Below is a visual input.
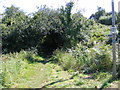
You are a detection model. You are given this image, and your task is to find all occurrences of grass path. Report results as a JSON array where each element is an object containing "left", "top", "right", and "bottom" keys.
[
  {"left": 10, "top": 59, "right": 119, "bottom": 88},
  {"left": 1, "top": 54, "right": 119, "bottom": 89}
]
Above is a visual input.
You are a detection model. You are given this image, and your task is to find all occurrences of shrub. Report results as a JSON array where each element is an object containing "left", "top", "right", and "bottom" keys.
[
  {"left": 94, "top": 53, "right": 112, "bottom": 71},
  {"left": 90, "top": 46, "right": 112, "bottom": 72},
  {"left": 53, "top": 43, "right": 112, "bottom": 73},
  {"left": 53, "top": 49, "right": 77, "bottom": 71},
  {"left": 53, "top": 45, "right": 91, "bottom": 72}
]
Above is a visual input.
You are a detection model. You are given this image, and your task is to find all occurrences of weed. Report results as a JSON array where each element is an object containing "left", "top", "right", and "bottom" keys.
[{"left": 75, "top": 80, "right": 84, "bottom": 86}]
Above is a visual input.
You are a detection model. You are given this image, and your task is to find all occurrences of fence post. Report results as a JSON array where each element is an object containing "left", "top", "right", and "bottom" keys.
[{"left": 111, "top": 0, "right": 117, "bottom": 79}]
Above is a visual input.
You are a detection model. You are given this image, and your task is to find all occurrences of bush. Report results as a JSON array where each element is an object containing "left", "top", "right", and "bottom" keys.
[
  {"left": 90, "top": 46, "right": 112, "bottom": 72},
  {"left": 52, "top": 44, "right": 93, "bottom": 72},
  {"left": 53, "top": 43, "right": 112, "bottom": 73},
  {"left": 53, "top": 49, "right": 78, "bottom": 71},
  {"left": 94, "top": 53, "right": 112, "bottom": 71}
]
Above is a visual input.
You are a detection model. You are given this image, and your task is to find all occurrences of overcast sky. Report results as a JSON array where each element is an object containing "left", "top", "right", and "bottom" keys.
[{"left": 0, "top": 0, "right": 119, "bottom": 18}]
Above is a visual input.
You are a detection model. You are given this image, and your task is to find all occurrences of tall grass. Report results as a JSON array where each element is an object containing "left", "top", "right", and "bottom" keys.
[
  {"left": 0, "top": 50, "right": 45, "bottom": 88},
  {"left": 52, "top": 44, "right": 112, "bottom": 73},
  {"left": 53, "top": 50, "right": 77, "bottom": 71}
]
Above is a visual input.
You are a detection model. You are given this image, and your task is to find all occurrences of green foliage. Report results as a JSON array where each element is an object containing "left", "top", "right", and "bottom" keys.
[
  {"left": 91, "top": 51, "right": 112, "bottom": 72},
  {"left": 75, "top": 80, "right": 84, "bottom": 86},
  {"left": 51, "top": 18, "right": 112, "bottom": 72},
  {"left": 89, "top": 7, "right": 117, "bottom": 25},
  {"left": 1, "top": 5, "right": 65, "bottom": 54},
  {"left": 1, "top": 3, "right": 114, "bottom": 81},
  {"left": 93, "top": 72, "right": 112, "bottom": 81},
  {"left": 53, "top": 42, "right": 112, "bottom": 73},
  {"left": 1, "top": 5, "right": 32, "bottom": 53},
  {"left": 53, "top": 50, "right": 76, "bottom": 71},
  {"left": 0, "top": 51, "right": 117, "bottom": 88},
  {"left": 90, "top": 7, "right": 106, "bottom": 21},
  {"left": 99, "top": 15, "right": 112, "bottom": 25},
  {"left": 2, "top": 3, "right": 109, "bottom": 55}
]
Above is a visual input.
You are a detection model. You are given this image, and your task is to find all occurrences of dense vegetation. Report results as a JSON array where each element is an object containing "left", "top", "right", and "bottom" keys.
[
  {"left": 0, "top": 2, "right": 120, "bottom": 88},
  {"left": 89, "top": 7, "right": 118, "bottom": 25}
]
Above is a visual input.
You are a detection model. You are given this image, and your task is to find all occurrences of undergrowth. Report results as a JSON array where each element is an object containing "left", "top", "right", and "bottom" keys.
[{"left": 52, "top": 44, "right": 112, "bottom": 73}]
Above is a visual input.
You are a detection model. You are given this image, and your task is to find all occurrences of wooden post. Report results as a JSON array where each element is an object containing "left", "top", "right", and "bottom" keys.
[
  {"left": 111, "top": 0, "right": 117, "bottom": 79},
  {"left": 112, "top": 31, "right": 117, "bottom": 79},
  {"left": 118, "top": 1, "right": 120, "bottom": 61}
]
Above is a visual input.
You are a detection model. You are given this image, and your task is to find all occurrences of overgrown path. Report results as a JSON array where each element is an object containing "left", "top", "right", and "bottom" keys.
[{"left": 10, "top": 58, "right": 119, "bottom": 88}]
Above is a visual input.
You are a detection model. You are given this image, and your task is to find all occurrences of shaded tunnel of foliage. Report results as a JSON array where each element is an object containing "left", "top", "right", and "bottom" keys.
[
  {"left": 1, "top": 2, "right": 119, "bottom": 55},
  {"left": 1, "top": 2, "right": 91, "bottom": 54}
]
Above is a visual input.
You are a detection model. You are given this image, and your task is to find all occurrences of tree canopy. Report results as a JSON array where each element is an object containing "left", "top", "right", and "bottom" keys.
[{"left": 89, "top": 7, "right": 117, "bottom": 25}]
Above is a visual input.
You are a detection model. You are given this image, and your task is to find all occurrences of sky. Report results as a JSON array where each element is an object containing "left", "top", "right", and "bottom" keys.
[{"left": 0, "top": 0, "right": 120, "bottom": 18}]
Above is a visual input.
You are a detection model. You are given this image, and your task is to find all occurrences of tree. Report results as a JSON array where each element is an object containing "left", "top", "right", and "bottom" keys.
[
  {"left": 89, "top": 7, "right": 106, "bottom": 21},
  {"left": 32, "top": 6, "right": 65, "bottom": 54},
  {"left": 2, "top": 5, "right": 29, "bottom": 53},
  {"left": 89, "top": 7, "right": 117, "bottom": 25}
]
